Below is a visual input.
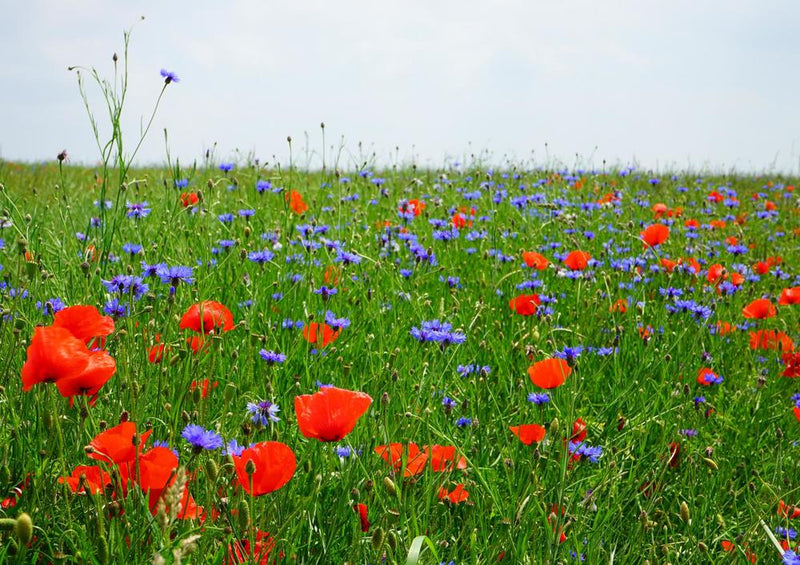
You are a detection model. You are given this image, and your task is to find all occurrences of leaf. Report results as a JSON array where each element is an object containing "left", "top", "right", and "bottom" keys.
[{"left": 405, "top": 535, "right": 439, "bottom": 565}]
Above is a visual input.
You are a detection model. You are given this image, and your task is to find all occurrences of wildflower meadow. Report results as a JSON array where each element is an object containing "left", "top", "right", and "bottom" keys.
[{"left": 0, "top": 32, "right": 799, "bottom": 565}]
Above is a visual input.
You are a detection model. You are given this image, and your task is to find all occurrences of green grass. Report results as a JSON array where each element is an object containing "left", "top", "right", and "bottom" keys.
[{"left": 0, "top": 157, "right": 798, "bottom": 564}]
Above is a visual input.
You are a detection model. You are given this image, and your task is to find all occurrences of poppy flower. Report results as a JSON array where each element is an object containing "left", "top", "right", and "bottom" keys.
[
  {"left": 148, "top": 342, "right": 167, "bottom": 363},
  {"left": 715, "top": 321, "right": 737, "bottom": 335},
  {"left": 706, "top": 264, "right": 726, "bottom": 284},
  {"left": 354, "top": 503, "right": 369, "bottom": 532},
  {"left": 680, "top": 257, "right": 701, "bottom": 275},
  {"left": 709, "top": 220, "right": 726, "bottom": 229},
  {"left": 294, "top": 387, "right": 372, "bottom": 442},
  {"left": 778, "top": 500, "right": 800, "bottom": 519},
  {"left": 302, "top": 322, "right": 340, "bottom": 348},
  {"left": 528, "top": 358, "right": 571, "bottom": 389},
  {"left": 53, "top": 350, "right": 116, "bottom": 397},
  {"left": 697, "top": 368, "right": 722, "bottom": 386},
  {"left": 660, "top": 258, "right": 677, "bottom": 273},
  {"left": 428, "top": 445, "right": 468, "bottom": 472},
  {"left": 180, "top": 192, "right": 199, "bottom": 207},
  {"left": 180, "top": 301, "right": 235, "bottom": 334},
  {"left": 782, "top": 353, "right": 800, "bottom": 378},
  {"left": 233, "top": 441, "right": 296, "bottom": 496},
  {"left": 89, "top": 422, "right": 153, "bottom": 471},
  {"left": 509, "top": 294, "right": 540, "bottom": 316},
  {"left": 563, "top": 251, "right": 591, "bottom": 271},
  {"left": 509, "top": 424, "right": 546, "bottom": 445},
  {"left": 522, "top": 252, "right": 549, "bottom": 270},
  {"left": 21, "top": 326, "right": 92, "bottom": 392},
  {"left": 742, "top": 298, "right": 776, "bottom": 319},
  {"left": 136, "top": 446, "right": 178, "bottom": 495},
  {"left": 58, "top": 465, "right": 112, "bottom": 495},
  {"left": 400, "top": 199, "right": 426, "bottom": 217},
  {"left": 438, "top": 484, "right": 469, "bottom": 504},
  {"left": 652, "top": 203, "right": 668, "bottom": 218},
  {"left": 610, "top": 299, "right": 627, "bottom": 313},
  {"left": 570, "top": 418, "right": 587, "bottom": 443},
  {"left": 779, "top": 287, "right": 800, "bottom": 305},
  {"left": 52, "top": 305, "right": 115, "bottom": 345},
  {"left": 795, "top": 406, "right": 800, "bottom": 424},
  {"left": 374, "top": 443, "right": 428, "bottom": 477},
  {"left": 684, "top": 219, "right": 699, "bottom": 229},
  {"left": 667, "top": 442, "right": 681, "bottom": 468},
  {"left": 285, "top": 190, "right": 308, "bottom": 215},
  {"left": 640, "top": 224, "right": 669, "bottom": 248},
  {"left": 749, "top": 330, "right": 794, "bottom": 352},
  {"left": 225, "top": 530, "right": 276, "bottom": 565}
]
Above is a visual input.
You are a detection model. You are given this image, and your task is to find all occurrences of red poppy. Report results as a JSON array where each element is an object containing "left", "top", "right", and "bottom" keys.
[
  {"left": 709, "top": 219, "right": 726, "bottom": 229},
  {"left": 567, "top": 418, "right": 587, "bottom": 444},
  {"left": 324, "top": 265, "right": 342, "bottom": 286},
  {"left": 742, "top": 298, "right": 776, "bottom": 319},
  {"left": 779, "top": 287, "right": 800, "bottom": 305},
  {"left": 400, "top": 199, "right": 426, "bottom": 217},
  {"left": 302, "top": 322, "right": 340, "bottom": 347},
  {"left": 697, "top": 367, "right": 720, "bottom": 386},
  {"left": 190, "top": 379, "right": 219, "bottom": 398},
  {"left": 374, "top": 443, "right": 428, "bottom": 477},
  {"left": 225, "top": 530, "right": 276, "bottom": 565},
  {"left": 180, "top": 301, "right": 235, "bottom": 334},
  {"left": 640, "top": 224, "right": 669, "bottom": 248},
  {"left": 668, "top": 442, "right": 680, "bottom": 468},
  {"left": 610, "top": 299, "right": 627, "bottom": 313},
  {"left": 58, "top": 465, "right": 112, "bottom": 495},
  {"left": 21, "top": 326, "right": 92, "bottom": 391},
  {"left": 652, "top": 203, "right": 668, "bottom": 218},
  {"left": 438, "top": 484, "right": 469, "bottom": 504},
  {"left": 795, "top": 406, "right": 800, "bottom": 424},
  {"left": 53, "top": 350, "right": 116, "bottom": 397},
  {"left": 660, "top": 258, "right": 677, "bottom": 273},
  {"left": 88, "top": 422, "right": 152, "bottom": 465},
  {"left": 706, "top": 263, "right": 727, "bottom": 284},
  {"left": 752, "top": 261, "right": 770, "bottom": 275},
  {"left": 715, "top": 321, "right": 737, "bottom": 335},
  {"left": 680, "top": 257, "right": 701, "bottom": 275},
  {"left": 527, "top": 358, "right": 571, "bottom": 389},
  {"left": 684, "top": 219, "right": 699, "bottom": 229},
  {"left": 563, "top": 251, "right": 591, "bottom": 271},
  {"left": 233, "top": 442, "right": 296, "bottom": 496},
  {"left": 294, "top": 387, "right": 372, "bottom": 442},
  {"left": 285, "top": 190, "right": 308, "bottom": 215},
  {"left": 509, "top": 424, "right": 546, "bottom": 445},
  {"left": 749, "top": 330, "right": 794, "bottom": 352},
  {"left": 509, "top": 294, "right": 540, "bottom": 316},
  {"left": 708, "top": 191, "right": 724, "bottom": 203},
  {"left": 779, "top": 500, "right": 800, "bottom": 519},
  {"left": 137, "top": 446, "right": 178, "bottom": 494},
  {"left": 148, "top": 343, "right": 167, "bottom": 363},
  {"left": 180, "top": 192, "right": 199, "bottom": 207},
  {"left": 782, "top": 353, "right": 800, "bottom": 378},
  {"left": 354, "top": 503, "right": 369, "bottom": 532},
  {"left": 21, "top": 326, "right": 116, "bottom": 398},
  {"left": 522, "top": 252, "right": 549, "bottom": 270},
  {"left": 52, "top": 305, "right": 115, "bottom": 345},
  {"left": 428, "top": 445, "right": 467, "bottom": 472}
]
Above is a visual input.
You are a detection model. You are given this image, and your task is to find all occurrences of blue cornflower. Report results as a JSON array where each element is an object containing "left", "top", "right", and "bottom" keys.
[
  {"left": 247, "top": 401, "right": 281, "bottom": 425},
  {"left": 314, "top": 286, "right": 338, "bottom": 299},
  {"left": 225, "top": 439, "right": 246, "bottom": 457},
  {"left": 174, "top": 178, "right": 189, "bottom": 189},
  {"left": 122, "top": 243, "right": 142, "bottom": 255},
  {"left": 783, "top": 550, "right": 800, "bottom": 565},
  {"left": 335, "top": 250, "right": 361, "bottom": 265},
  {"left": 324, "top": 311, "right": 350, "bottom": 330},
  {"left": 568, "top": 441, "right": 603, "bottom": 463},
  {"left": 126, "top": 201, "right": 151, "bottom": 218},
  {"left": 102, "top": 274, "right": 149, "bottom": 299},
  {"left": 777, "top": 526, "right": 797, "bottom": 540},
  {"left": 442, "top": 396, "right": 456, "bottom": 409},
  {"left": 36, "top": 297, "right": 67, "bottom": 316},
  {"left": 334, "top": 445, "right": 354, "bottom": 458},
  {"left": 160, "top": 69, "right": 179, "bottom": 84},
  {"left": 219, "top": 163, "right": 234, "bottom": 173},
  {"left": 528, "top": 392, "right": 550, "bottom": 405},
  {"left": 256, "top": 180, "right": 272, "bottom": 193},
  {"left": 679, "top": 429, "right": 698, "bottom": 437},
  {"left": 103, "top": 298, "right": 128, "bottom": 318},
  {"left": 181, "top": 424, "right": 223, "bottom": 451},
  {"left": 456, "top": 417, "right": 472, "bottom": 428},
  {"left": 156, "top": 264, "right": 194, "bottom": 285},
  {"left": 248, "top": 249, "right": 274, "bottom": 264},
  {"left": 218, "top": 213, "right": 235, "bottom": 223},
  {"left": 259, "top": 349, "right": 287, "bottom": 364}
]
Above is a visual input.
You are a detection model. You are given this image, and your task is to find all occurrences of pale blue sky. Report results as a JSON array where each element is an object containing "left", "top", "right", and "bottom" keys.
[{"left": 2, "top": 0, "right": 799, "bottom": 172}]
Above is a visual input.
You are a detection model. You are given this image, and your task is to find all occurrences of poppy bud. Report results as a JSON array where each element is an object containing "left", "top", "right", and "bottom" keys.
[
  {"left": 371, "top": 527, "right": 384, "bottom": 550},
  {"left": 205, "top": 459, "right": 219, "bottom": 482},
  {"left": 381, "top": 392, "right": 390, "bottom": 405},
  {"left": 43, "top": 412, "right": 54, "bottom": 430},
  {"left": 716, "top": 514, "right": 725, "bottom": 528},
  {"left": 679, "top": 501, "right": 690, "bottom": 524},
  {"left": 14, "top": 513, "right": 33, "bottom": 544},
  {"left": 383, "top": 476, "right": 398, "bottom": 497},
  {"left": 386, "top": 530, "right": 398, "bottom": 551},
  {"left": 702, "top": 457, "right": 718, "bottom": 471},
  {"left": 192, "top": 386, "right": 202, "bottom": 405},
  {"left": 237, "top": 499, "right": 250, "bottom": 531},
  {"left": 16, "top": 238, "right": 27, "bottom": 254},
  {"left": 549, "top": 418, "right": 559, "bottom": 436}
]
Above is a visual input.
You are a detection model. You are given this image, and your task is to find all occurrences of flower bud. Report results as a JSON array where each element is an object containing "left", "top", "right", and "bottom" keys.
[
  {"left": 14, "top": 513, "right": 33, "bottom": 544},
  {"left": 383, "top": 476, "right": 398, "bottom": 497},
  {"left": 679, "top": 501, "right": 690, "bottom": 524}
]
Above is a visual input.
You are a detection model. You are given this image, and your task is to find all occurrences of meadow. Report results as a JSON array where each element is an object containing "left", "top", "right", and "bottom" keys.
[{"left": 0, "top": 42, "right": 799, "bottom": 565}]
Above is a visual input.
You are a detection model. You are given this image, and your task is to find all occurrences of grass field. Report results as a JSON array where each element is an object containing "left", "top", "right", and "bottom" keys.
[{"left": 0, "top": 154, "right": 798, "bottom": 564}]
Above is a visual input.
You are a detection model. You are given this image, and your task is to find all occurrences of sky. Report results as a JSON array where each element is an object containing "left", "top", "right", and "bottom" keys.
[{"left": 2, "top": 0, "right": 800, "bottom": 174}]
